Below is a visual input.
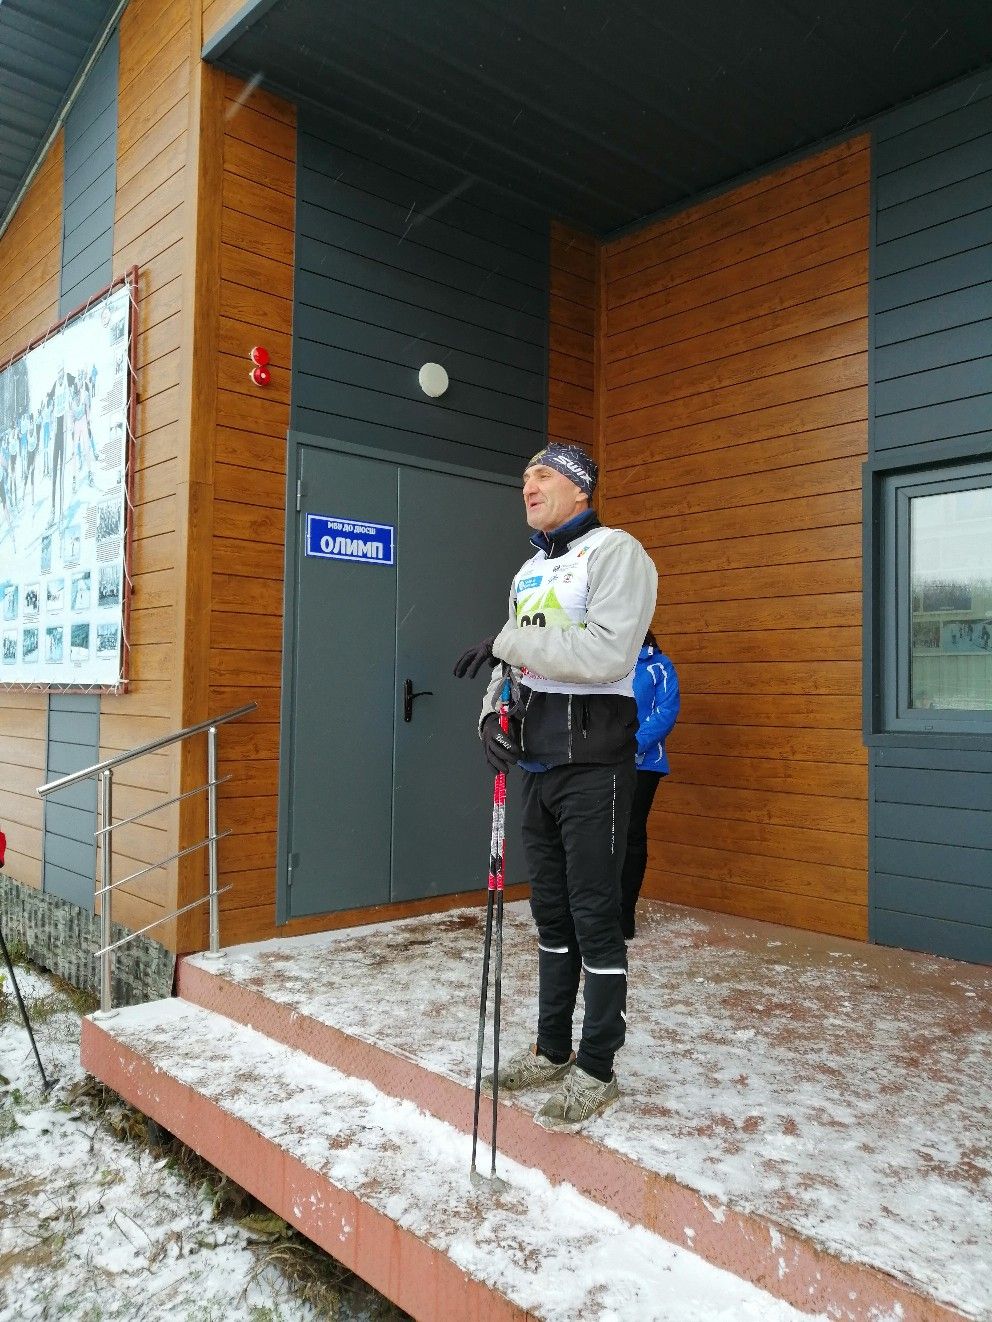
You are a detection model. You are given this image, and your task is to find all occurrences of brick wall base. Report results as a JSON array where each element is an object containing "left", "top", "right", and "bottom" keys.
[{"left": 0, "top": 872, "right": 174, "bottom": 1006}]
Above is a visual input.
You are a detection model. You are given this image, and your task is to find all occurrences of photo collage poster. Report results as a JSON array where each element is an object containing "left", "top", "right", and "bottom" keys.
[{"left": 0, "top": 282, "right": 130, "bottom": 686}]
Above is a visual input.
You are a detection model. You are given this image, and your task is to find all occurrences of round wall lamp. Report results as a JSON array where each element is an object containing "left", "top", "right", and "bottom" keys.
[{"left": 418, "top": 362, "right": 449, "bottom": 398}]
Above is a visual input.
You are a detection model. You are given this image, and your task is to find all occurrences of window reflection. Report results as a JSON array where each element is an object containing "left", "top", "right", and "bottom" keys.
[{"left": 910, "top": 486, "right": 992, "bottom": 711}]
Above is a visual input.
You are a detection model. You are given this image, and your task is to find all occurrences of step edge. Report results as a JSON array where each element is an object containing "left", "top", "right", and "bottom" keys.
[
  {"left": 176, "top": 956, "right": 975, "bottom": 1322},
  {"left": 81, "top": 1015, "right": 533, "bottom": 1322}
]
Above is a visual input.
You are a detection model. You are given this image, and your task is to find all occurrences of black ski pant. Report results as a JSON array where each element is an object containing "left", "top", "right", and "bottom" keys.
[
  {"left": 522, "top": 760, "right": 635, "bottom": 1082},
  {"left": 618, "top": 770, "right": 662, "bottom": 938}
]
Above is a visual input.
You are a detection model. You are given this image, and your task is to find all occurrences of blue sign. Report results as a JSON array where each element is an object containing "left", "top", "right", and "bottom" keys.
[{"left": 306, "top": 514, "right": 395, "bottom": 566}]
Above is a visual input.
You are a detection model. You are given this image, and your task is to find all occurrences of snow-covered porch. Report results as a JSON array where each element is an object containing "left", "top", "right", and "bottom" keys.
[{"left": 81, "top": 901, "right": 992, "bottom": 1321}]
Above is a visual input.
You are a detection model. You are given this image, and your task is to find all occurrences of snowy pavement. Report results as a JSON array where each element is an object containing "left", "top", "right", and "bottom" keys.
[{"left": 190, "top": 899, "right": 992, "bottom": 1320}]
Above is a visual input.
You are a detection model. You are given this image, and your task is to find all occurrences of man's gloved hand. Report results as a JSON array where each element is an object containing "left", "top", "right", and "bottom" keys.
[
  {"left": 452, "top": 636, "right": 498, "bottom": 679},
  {"left": 481, "top": 713, "right": 521, "bottom": 774}
]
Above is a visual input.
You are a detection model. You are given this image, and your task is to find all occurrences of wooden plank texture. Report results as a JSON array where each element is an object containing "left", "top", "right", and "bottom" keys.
[
  {"left": 193, "top": 73, "right": 297, "bottom": 952},
  {"left": 601, "top": 138, "right": 871, "bottom": 940}
]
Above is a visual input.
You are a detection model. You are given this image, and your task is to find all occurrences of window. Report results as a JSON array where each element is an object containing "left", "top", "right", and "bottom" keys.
[{"left": 882, "top": 462, "right": 992, "bottom": 732}]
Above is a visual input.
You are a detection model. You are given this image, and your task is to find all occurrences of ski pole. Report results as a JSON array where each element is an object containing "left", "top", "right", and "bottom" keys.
[
  {"left": 490, "top": 702, "right": 508, "bottom": 1183},
  {"left": 470, "top": 678, "right": 510, "bottom": 1192}
]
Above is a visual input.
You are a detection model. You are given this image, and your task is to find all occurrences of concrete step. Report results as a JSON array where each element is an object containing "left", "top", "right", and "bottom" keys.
[
  {"left": 178, "top": 947, "right": 971, "bottom": 1322},
  {"left": 80, "top": 999, "right": 826, "bottom": 1322}
]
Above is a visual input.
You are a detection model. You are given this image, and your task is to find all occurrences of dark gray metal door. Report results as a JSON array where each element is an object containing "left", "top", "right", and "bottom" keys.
[{"left": 285, "top": 444, "right": 523, "bottom": 918}]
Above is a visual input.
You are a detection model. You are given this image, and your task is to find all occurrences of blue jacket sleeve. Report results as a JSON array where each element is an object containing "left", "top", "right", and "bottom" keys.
[{"left": 635, "top": 655, "right": 680, "bottom": 755}]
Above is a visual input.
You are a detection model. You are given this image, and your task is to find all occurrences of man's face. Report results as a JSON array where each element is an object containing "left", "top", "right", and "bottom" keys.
[{"left": 522, "top": 463, "right": 588, "bottom": 532}]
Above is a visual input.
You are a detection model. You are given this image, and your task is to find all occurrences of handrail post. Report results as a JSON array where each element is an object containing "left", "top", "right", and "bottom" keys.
[
  {"left": 95, "top": 768, "right": 116, "bottom": 1017},
  {"left": 202, "top": 724, "right": 223, "bottom": 961}
]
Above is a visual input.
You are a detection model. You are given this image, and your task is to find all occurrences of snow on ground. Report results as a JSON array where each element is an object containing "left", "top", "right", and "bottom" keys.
[
  {"left": 0, "top": 961, "right": 398, "bottom": 1321},
  {"left": 100, "top": 996, "right": 832, "bottom": 1322},
  {"left": 196, "top": 900, "right": 992, "bottom": 1320}
]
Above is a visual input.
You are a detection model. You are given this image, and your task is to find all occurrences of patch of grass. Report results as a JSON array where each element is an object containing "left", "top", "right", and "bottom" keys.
[
  {"left": 0, "top": 1239, "right": 64, "bottom": 1277},
  {"left": 68, "top": 1076, "right": 409, "bottom": 1319},
  {"left": 0, "top": 948, "right": 97, "bottom": 1030}
]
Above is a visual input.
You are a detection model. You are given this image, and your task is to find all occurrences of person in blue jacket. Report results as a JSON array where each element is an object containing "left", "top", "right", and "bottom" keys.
[{"left": 621, "top": 632, "right": 680, "bottom": 938}]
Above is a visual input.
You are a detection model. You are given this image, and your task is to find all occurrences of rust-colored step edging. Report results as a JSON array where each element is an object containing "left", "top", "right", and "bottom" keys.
[
  {"left": 81, "top": 1017, "right": 530, "bottom": 1322},
  {"left": 177, "top": 957, "right": 970, "bottom": 1322}
]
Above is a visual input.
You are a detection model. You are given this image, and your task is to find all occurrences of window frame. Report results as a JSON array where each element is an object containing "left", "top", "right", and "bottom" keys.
[{"left": 881, "top": 459, "right": 992, "bottom": 735}]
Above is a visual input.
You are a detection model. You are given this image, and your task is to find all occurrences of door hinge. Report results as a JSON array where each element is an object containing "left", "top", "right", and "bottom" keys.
[
  {"left": 296, "top": 479, "right": 304, "bottom": 512},
  {"left": 287, "top": 852, "right": 299, "bottom": 886}
]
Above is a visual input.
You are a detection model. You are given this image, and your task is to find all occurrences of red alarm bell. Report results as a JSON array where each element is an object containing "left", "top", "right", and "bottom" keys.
[
  {"left": 250, "top": 364, "right": 271, "bottom": 387},
  {"left": 250, "top": 345, "right": 270, "bottom": 367}
]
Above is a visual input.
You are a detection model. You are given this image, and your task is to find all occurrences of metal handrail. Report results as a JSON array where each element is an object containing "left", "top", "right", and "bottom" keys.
[
  {"left": 36, "top": 701, "right": 257, "bottom": 1015},
  {"left": 37, "top": 703, "right": 256, "bottom": 798},
  {"left": 94, "top": 775, "right": 232, "bottom": 837},
  {"left": 93, "top": 831, "right": 233, "bottom": 898}
]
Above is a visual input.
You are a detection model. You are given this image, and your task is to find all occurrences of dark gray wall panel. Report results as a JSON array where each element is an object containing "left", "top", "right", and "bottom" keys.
[
  {"left": 875, "top": 131, "right": 992, "bottom": 208},
  {"left": 875, "top": 837, "right": 991, "bottom": 889},
  {"left": 875, "top": 745, "right": 992, "bottom": 773},
  {"left": 295, "top": 243, "right": 546, "bottom": 344},
  {"left": 875, "top": 89, "right": 992, "bottom": 174},
  {"left": 43, "top": 694, "right": 100, "bottom": 911},
  {"left": 292, "top": 105, "right": 549, "bottom": 474},
  {"left": 872, "top": 910, "right": 990, "bottom": 964},
  {"left": 873, "top": 244, "right": 992, "bottom": 312},
  {"left": 874, "top": 393, "right": 992, "bottom": 448},
  {"left": 63, "top": 104, "right": 116, "bottom": 181},
  {"left": 868, "top": 69, "right": 992, "bottom": 967},
  {"left": 875, "top": 874, "right": 992, "bottom": 928},
  {"left": 297, "top": 296, "right": 544, "bottom": 374},
  {"left": 297, "top": 174, "right": 546, "bottom": 284},
  {"left": 875, "top": 324, "right": 992, "bottom": 380},
  {"left": 59, "top": 27, "right": 117, "bottom": 316},
  {"left": 45, "top": 32, "right": 118, "bottom": 910},
  {"left": 295, "top": 308, "right": 545, "bottom": 400},
  {"left": 876, "top": 359, "right": 992, "bottom": 414},
  {"left": 875, "top": 802, "right": 992, "bottom": 851},
  {"left": 875, "top": 766, "right": 992, "bottom": 812},
  {"left": 294, "top": 344, "right": 544, "bottom": 431},
  {"left": 874, "top": 281, "right": 992, "bottom": 346},
  {"left": 874, "top": 210, "right": 992, "bottom": 278},
  {"left": 875, "top": 170, "right": 992, "bottom": 244}
]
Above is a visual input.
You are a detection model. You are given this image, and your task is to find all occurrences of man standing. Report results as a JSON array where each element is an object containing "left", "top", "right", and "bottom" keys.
[{"left": 455, "top": 443, "right": 657, "bottom": 1130}]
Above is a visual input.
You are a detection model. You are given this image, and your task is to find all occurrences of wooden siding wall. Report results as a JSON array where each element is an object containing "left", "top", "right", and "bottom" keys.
[
  {"left": 869, "top": 72, "right": 992, "bottom": 964},
  {"left": 202, "top": 0, "right": 246, "bottom": 45},
  {"left": 200, "top": 75, "right": 296, "bottom": 950},
  {"left": 95, "top": 0, "right": 196, "bottom": 942},
  {"left": 0, "top": 141, "right": 63, "bottom": 891},
  {"left": 600, "top": 138, "right": 871, "bottom": 940}
]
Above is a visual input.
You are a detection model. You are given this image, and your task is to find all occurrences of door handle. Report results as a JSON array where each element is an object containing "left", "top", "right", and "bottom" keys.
[{"left": 403, "top": 678, "right": 434, "bottom": 722}]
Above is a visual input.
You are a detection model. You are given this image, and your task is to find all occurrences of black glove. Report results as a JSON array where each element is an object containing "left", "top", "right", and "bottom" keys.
[
  {"left": 453, "top": 635, "right": 498, "bottom": 679},
  {"left": 481, "top": 713, "right": 521, "bottom": 775}
]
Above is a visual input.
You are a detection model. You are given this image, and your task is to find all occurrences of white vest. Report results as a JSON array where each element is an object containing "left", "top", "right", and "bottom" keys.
[{"left": 513, "top": 526, "right": 635, "bottom": 697}]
